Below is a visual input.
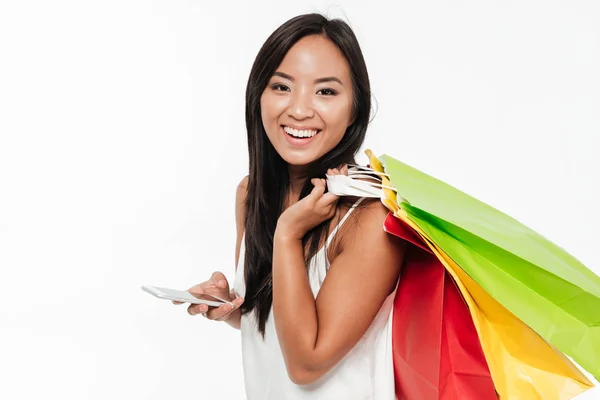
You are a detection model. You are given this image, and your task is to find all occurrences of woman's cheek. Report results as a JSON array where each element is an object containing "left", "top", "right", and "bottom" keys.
[
  {"left": 320, "top": 101, "right": 353, "bottom": 129},
  {"left": 261, "top": 96, "right": 280, "bottom": 127}
]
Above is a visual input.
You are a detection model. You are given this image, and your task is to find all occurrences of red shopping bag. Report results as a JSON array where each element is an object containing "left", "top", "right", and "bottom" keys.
[{"left": 385, "top": 214, "right": 497, "bottom": 400}]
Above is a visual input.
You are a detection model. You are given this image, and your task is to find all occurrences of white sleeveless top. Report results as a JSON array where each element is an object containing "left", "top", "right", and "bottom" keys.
[{"left": 233, "top": 198, "right": 398, "bottom": 400}]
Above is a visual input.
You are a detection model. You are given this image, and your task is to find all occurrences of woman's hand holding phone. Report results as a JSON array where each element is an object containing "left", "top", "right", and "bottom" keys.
[{"left": 174, "top": 271, "right": 244, "bottom": 324}]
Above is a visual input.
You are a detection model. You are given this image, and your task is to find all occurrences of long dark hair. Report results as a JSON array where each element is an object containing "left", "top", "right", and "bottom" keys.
[{"left": 241, "top": 13, "right": 372, "bottom": 337}]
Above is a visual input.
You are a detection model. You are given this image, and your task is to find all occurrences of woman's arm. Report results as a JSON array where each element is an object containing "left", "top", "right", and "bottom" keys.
[{"left": 272, "top": 199, "right": 406, "bottom": 385}]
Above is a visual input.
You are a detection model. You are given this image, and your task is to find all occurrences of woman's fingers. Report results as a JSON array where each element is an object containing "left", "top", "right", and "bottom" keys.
[
  {"left": 310, "top": 178, "right": 326, "bottom": 196},
  {"left": 310, "top": 177, "right": 339, "bottom": 209},
  {"left": 210, "top": 271, "right": 227, "bottom": 286},
  {"left": 327, "top": 165, "right": 347, "bottom": 176},
  {"left": 209, "top": 297, "right": 245, "bottom": 321},
  {"left": 180, "top": 272, "right": 239, "bottom": 320},
  {"left": 186, "top": 297, "right": 245, "bottom": 320},
  {"left": 187, "top": 303, "right": 209, "bottom": 316},
  {"left": 322, "top": 191, "right": 339, "bottom": 206},
  {"left": 173, "top": 284, "right": 206, "bottom": 305}
]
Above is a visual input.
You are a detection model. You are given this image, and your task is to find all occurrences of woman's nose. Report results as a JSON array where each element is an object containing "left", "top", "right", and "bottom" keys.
[{"left": 288, "top": 91, "right": 315, "bottom": 120}]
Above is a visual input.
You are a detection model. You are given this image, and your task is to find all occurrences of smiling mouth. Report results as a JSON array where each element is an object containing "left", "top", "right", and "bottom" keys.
[{"left": 282, "top": 125, "right": 321, "bottom": 139}]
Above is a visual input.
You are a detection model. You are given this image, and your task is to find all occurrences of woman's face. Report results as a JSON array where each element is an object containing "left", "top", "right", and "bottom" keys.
[{"left": 260, "top": 35, "right": 354, "bottom": 169}]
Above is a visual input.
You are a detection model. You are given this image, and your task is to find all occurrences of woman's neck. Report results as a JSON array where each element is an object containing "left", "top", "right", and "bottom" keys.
[{"left": 286, "top": 164, "right": 309, "bottom": 207}]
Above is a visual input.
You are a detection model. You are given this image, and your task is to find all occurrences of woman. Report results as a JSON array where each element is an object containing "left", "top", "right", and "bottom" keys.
[{"left": 177, "top": 13, "right": 406, "bottom": 399}]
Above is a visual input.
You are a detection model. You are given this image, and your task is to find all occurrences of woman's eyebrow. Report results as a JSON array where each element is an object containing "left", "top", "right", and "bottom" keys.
[
  {"left": 314, "top": 76, "right": 343, "bottom": 85},
  {"left": 273, "top": 71, "right": 343, "bottom": 86}
]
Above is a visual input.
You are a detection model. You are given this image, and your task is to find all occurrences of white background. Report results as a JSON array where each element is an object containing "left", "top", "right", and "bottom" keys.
[{"left": 0, "top": 1, "right": 598, "bottom": 399}]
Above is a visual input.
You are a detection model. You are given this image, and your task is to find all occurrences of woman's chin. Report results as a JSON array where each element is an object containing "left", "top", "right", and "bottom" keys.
[{"left": 279, "top": 149, "right": 321, "bottom": 169}]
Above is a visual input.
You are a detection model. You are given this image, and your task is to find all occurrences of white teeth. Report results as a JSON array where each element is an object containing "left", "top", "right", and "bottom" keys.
[{"left": 283, "top": 126, "right": 318, "bottom": 138}]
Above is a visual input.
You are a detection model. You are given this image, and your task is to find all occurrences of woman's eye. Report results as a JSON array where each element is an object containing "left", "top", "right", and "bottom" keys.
[
  {"left": 317, "top": 88, "right": 337, "bottom": 96},
  {"left": 271, "top": 84, "right": 290, "bottom": 92}
]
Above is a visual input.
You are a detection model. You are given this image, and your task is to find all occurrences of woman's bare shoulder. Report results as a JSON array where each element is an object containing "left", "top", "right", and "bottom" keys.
[
  {"left": 234, "top": 176, "right": 249, "bottom": 270},
  {"left": 235, "top": 176, "right": 249, "bottom": 229},
  {"left": 338, "top": 197, "right": 402, "bottom": 255},
  {"left": 237, "top": 175, "right": 249, "bottom": 193},
  {"left": 345, "top": 196, "right": 388, "bottom": 224}
]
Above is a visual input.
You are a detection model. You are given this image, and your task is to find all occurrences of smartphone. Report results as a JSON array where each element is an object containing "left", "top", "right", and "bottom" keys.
[{"left": 141, "top": 285, "right": 227, "bottom": 307}]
